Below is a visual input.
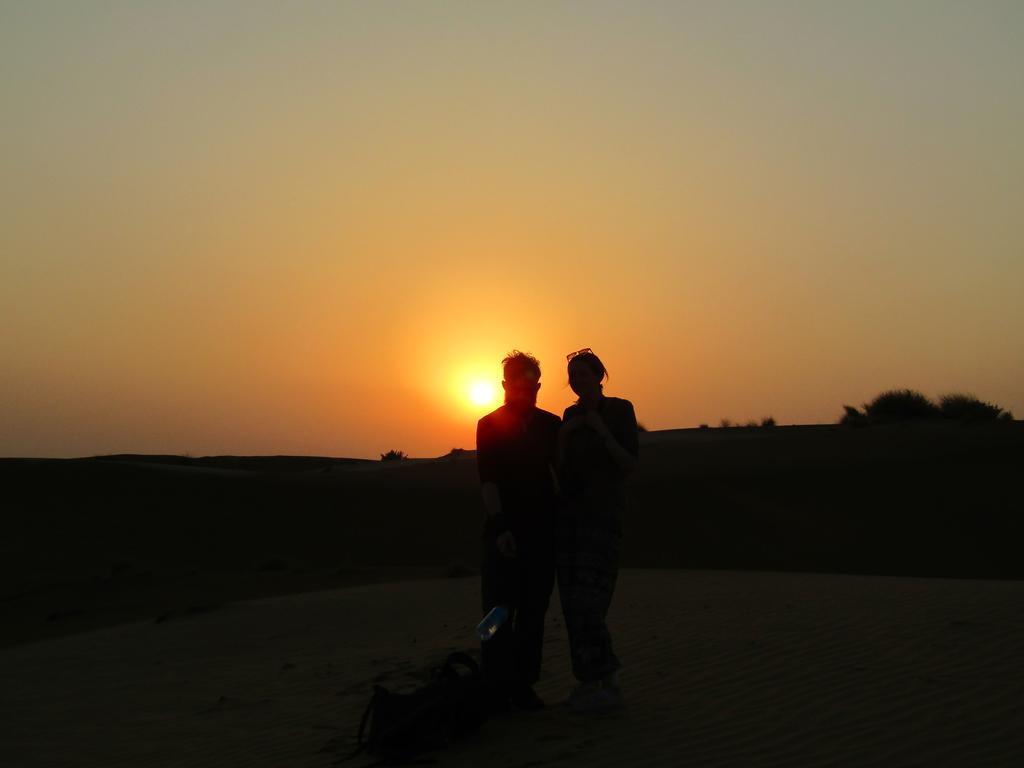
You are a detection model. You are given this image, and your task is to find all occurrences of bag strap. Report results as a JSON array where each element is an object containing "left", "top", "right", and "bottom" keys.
[
  {"left": 338, "top": 656, "right": 478, "bottom": 765},
  {"left": 337, "top": 686, "right": 441, "bottom": 765},
  {"left": 337, "top": 685, "right": 382, "bottom": 762}
]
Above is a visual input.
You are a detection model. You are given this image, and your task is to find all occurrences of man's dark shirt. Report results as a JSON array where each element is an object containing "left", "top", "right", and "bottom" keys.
[{"left": 476, "top": 404, "right": 561, "bottom": 531}]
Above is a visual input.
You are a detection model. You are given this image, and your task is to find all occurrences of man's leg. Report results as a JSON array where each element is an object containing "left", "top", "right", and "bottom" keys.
[
  {"left": 513, "top": 532, "right": 555, "bottom": 688},
  {"left": 480, "top": 526, "right": 518, "bottom": 705}
]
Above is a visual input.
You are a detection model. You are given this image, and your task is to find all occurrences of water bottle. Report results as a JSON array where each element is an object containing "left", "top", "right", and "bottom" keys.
[{"left": 475, "top": 605, "right": 509, "bottom": 642}]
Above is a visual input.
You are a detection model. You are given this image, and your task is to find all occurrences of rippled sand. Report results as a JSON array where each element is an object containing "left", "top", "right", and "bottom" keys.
[{"left": 3, "top": 569, "right": 1024, "bottom": 767}]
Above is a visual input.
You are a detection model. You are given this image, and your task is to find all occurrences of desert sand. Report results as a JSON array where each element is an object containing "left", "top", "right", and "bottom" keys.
[
  {"left": 3, "top": 422, "right": 1023, "bottom": 766},
  {"left": 3, "top": 569, "right": 1024, "bottom": 767}
]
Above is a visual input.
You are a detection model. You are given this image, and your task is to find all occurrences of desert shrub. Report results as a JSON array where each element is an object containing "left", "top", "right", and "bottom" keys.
[
  {"left": 719, "top": 418, "right": 733, "bottom": 428},
  {"left": 380, "top": 449, "right": 407, "bottom": 461},
  {"left": 760, "top": 416, "right": 776, "bottom": 428},
  {"left": 862, "top": 389, "right": 941, "bottom": 423},
  {"left": 841, "top": 390, "right": 1013, "bottom": 426},
  {"left": 839, "top": 405, "right": 867, "bottom": 427},
  {"left": 698, "top": 423, "right": 709, "bottom": 430},
  {"left": 938, "top": 393, "right": 1005, "bottom": 421}
]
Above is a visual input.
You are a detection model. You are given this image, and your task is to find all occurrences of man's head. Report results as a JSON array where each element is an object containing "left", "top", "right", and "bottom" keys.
[{"left": 501, "top": 350, "right": 541, "bottom": 411}]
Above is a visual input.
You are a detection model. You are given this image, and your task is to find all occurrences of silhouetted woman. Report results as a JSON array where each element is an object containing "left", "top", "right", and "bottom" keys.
[{"left": 556, "top": 349, "right": 638, "bottom": 711}]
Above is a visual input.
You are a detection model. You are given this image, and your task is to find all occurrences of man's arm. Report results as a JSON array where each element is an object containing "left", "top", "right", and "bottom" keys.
[
  {"left": 482, "top": 482, "right": 516, "bottom": 557},
  {"left": 476, "top": 417, "right": 516, "bottom": 558},
  {"left": 481, "top": 481, "right": 503, "bottom": 521},
  {"left": 477, "top": 417, "right": 503, "bottom": 521}
]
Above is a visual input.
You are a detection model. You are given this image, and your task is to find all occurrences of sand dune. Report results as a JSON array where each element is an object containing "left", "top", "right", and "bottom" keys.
[
  {"left": 3, "top": 423, "right": 1023, "bottom": 766},
  {"left": 5, "top": 421, "right": 1024, "bottom": 649},
  {"left": 3, "top": 569, "right": 1023, "bottom": 767}
]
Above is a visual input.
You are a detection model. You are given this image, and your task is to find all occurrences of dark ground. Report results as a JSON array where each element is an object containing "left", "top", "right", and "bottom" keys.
[{"left": 2, "top": 421, "right": 1022, "bottom": 646}]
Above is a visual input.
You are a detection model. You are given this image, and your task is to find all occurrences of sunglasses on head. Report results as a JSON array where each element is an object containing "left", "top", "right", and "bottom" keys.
[{"left": 566, "top": 347, "right": 593, "bottom": 362}]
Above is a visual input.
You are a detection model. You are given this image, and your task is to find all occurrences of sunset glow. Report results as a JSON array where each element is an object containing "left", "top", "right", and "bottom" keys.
[
  {"left": 468, "top": 381, "right": 499, "bottom": 410},
  {"left": 2, "top": 3, "right": 1022, "bottom": 459}
]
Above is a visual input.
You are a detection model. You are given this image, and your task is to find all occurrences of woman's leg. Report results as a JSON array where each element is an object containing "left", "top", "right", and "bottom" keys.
[{"left": 560, "top": 522, "right": 621, "bottom": 685}]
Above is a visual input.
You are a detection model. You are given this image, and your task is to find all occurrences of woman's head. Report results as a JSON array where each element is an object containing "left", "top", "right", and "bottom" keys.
[{"left": 567, "top": 350, "right": 608, "bottom": 402}]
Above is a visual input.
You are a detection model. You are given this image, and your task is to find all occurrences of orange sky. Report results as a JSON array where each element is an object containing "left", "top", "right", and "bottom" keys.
[{"left": 3, "top": 2, "right": 1023, "bottom": 458}]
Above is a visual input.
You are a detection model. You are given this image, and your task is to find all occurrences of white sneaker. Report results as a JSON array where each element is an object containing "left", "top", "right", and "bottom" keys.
[{"left": 569, "top": 686, "right": 622, "bottom": 712}]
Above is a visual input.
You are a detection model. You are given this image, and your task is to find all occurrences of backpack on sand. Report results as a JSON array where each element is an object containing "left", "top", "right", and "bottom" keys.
[{"left": 342, "top": 651, "right": 490, "bottom": 766}]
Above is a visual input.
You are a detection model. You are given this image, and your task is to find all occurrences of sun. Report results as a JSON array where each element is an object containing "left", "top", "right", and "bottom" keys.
[{"left": 468, "top": 380, "right": 498, "bottom": 408}]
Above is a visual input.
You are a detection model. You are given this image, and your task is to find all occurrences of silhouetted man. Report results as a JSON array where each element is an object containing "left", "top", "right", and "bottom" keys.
[{"left": 476, "top": 350, "right": 560, "bottom": 711}]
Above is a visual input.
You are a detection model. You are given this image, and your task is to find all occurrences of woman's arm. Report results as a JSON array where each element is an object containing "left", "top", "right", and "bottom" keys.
[{"left": 585, "top": 405, "right": 638, "bottom": 474}]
